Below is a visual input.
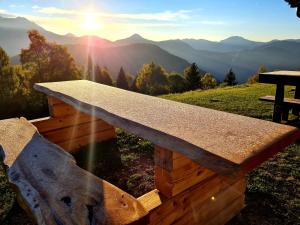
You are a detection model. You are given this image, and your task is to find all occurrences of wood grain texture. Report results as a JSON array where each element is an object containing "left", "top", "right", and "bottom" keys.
[
  {"left": 57, "top": 128, "right": 116, "bottom": 152},
  {"left": 154, "top": 147, "right": 215, "bottom": 197},
  {"left": 155, "top": 166, "right": 215, "bottom": 198},
  {"left": 0, "top": 118, "right": 148, "bottom": 225},
  {"left": 146, "top": 175, "right": 245, "bottom": 225},
  {"left": 205, "top": 196, "right": 245, "bottom": 225},
  {"left": 31, "top": 113, "right": 100, "bottom": 133},
  {"left": 42, "top": 120, "right": 114, "bottom": 143},
  {"left": 137, "top": 189, "right": 163, "bottom": 212},
  {"left": 50, "top": 103, "right": 79, "bottom": 117},
  {"left": 35, "top": 80, "right": 300, "bottom": 174},
  {"left": 172, "top": 179, "right": 245, "bottom": 225},
  {"left": 173, "top": 196, "right": 245, "bottom": 225}
]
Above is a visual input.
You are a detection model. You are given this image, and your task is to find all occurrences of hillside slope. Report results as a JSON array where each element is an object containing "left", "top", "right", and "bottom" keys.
[
  {"left": 0, "top": 16, "right": 111, "bottom": 56},
  {"left": 67, "top": 43, "right": 190, "bottom": 77}
]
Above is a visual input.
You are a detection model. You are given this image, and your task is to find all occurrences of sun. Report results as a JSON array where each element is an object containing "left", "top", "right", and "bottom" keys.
[{"left": 81, "top": 13, "right": 103, "bottom": 30}]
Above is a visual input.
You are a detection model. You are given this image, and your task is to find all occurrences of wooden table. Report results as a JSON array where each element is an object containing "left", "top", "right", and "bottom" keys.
[
  {"left": 259, "top": 70, "right": 300, "bottom": 122},
  {"left": 34, "top": 80, "right": 300, "bottom": 174},
  {"left": 1, "top": 80, "right": 300, "bottom": 225}
]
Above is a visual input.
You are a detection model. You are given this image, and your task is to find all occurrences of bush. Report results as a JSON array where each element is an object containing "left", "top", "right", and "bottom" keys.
[
  {"left": 135, "top": 62, "right": 169, "bottom": 95},
  {"left": 248, "top": 65, "right": 267, "bottom": 84},
  {"left": 200, "top": 73, "right": 217, "bottom": 90},
  {"left": 168, "top": 73, "right": 188, "bottom": 93}
]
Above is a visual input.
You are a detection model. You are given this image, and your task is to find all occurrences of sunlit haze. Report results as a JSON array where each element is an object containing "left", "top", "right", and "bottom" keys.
[{"left": 0, "top": 0, "right": 300, "bottom": 41}]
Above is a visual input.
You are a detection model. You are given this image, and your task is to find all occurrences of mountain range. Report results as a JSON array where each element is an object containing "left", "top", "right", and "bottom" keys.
[{"left": 1, "top": 16, "right": 300, "bottom": 82}]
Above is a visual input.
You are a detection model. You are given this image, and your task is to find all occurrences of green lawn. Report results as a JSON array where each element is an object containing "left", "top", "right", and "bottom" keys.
[
  {"left": 0, "top": 83, "right": 299, "bottom": 224},
  {"left": 162, "top": 83, "right": 296, "bottom": 120}
]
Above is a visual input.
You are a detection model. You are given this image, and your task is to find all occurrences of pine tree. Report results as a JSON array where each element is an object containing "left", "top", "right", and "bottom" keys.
[
  {"left": 116, "top": 67, "right": 129, "bottom": 90},
  {"left": 87, "top": 54, "right": 94, "bottom": 81},
  {"left": 94, "top": 65, "right": 102, "bottom": 83},
  {"left": 0, "top": 47, "right": 10, "bottom": 69},
  {"left": 184, "top": 63, "right": 201, "bottom": 90},
  {"left": 224, "top": 68, "right": 237, "bottom": 86}
]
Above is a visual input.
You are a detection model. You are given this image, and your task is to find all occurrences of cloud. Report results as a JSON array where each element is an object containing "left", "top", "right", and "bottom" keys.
[
  {"left": 32, "top": 5, "right": 40, "bottom": 10},
  {"left": 32, "top": 6, "right": 193, "bottom": 21},
  {"left": 199, "top": 21, "right": 227, "bottom": 25},
  {"left": 35, "top": 7, "right": 77, "bottom": 15},
  {"left": 9, "top": 4, "right": 25, "bottom": 8}
]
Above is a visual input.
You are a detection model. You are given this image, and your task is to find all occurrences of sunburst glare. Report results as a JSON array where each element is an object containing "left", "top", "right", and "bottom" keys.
[{"left": 81, "top": 12, "right": 103, "bottom": 30}]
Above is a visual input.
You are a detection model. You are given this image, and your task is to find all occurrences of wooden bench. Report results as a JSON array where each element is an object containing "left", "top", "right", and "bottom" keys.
[
  {"left": 259, "top": 95, "right": 300, "bottom": 120},
  {"left": 1, "top": 80, "right": 300, "bottom": 225},
  {"left": 0, "top": 118, "right": 148, "bottom": 225}
]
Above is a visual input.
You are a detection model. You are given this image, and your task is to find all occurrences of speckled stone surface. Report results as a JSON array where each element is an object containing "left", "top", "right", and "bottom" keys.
[
  {"left": 261, "top": 71, "right": 300, "bottom": 77},
  {"left": 0, "top": 118, "right": 37, "bottom": 166},
  {"left": 259, "top": 70, "right": 300, "bottom": 85},
  {"left": 35, "top": 80, "right": 300, "bottom": 174}
]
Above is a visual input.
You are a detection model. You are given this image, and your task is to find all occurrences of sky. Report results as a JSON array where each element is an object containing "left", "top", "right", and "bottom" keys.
[{"left": 0, "top": 0, "right": 300, "bottom": 41}]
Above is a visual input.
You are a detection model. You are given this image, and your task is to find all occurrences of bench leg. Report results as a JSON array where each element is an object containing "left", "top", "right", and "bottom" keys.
[
  {"left": 282, "top": 107, "right": 289, "bottom": 121},
  {"left": 292, "top": 85, "right": 300, "bottom": 116},
  {"left": 273, "top": 84, "right": 284, "bottom": 123}
]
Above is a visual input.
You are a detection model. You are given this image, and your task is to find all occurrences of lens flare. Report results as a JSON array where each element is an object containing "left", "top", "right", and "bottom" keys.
[{"left": 81, "top": 13, "right": 103, "bottom": 30}]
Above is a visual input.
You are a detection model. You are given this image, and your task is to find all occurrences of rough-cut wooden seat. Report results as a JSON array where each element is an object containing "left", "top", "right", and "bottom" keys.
[
  {"left": 259, "top": 95, "right": 300, "bottom": 107},
  {"left": 34, "top": 80, "right": 300, "bottom": 174},
  {"left": 0, "top": 118, "right": 148, "bottom": 225}
]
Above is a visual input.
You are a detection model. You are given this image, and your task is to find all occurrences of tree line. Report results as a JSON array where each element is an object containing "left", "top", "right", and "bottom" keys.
[
  {"left": 87, "top": 59, "right": 239, "bottom": 96},
  {"left": 0, "top": 30, "right": 251, "bottom": 119}
]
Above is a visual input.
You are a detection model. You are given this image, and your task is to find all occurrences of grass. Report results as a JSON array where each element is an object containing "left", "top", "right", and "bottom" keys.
[
  {"left": 0, "top": 163, "right": 15, "bottom": 222},
  {"left": 162, "top": 83, "right": 296, "bottom": 120},
  {"left": 0, "top": 83, "right": 299, "bottom": 224}
]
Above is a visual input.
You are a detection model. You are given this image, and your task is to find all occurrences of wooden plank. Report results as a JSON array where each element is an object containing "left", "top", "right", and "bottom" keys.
[
  {"left": 50, "top": 103, "right": 79, "bottom": 117},
  {"left": 173, "top": 196, "right": 245, "bottom": 225},
  {"left": 155, "top": 147, "right": 206, "bottom": 179},
  {"left": 173, "top": 179, "right": 245, "bottom": 225},
  {"left": 205, "top": 196, "right": 245, "bottom": 225},
  {"left": 137, "top": 189, "right": 163, "bottom": 212},
  {"left": 42, "top": 120, "right": 114, "bottom": 143},
  {"left": 35, "top": 80, "right": 300, "bottom": 174},
  {"left": 147, "top": 175, "right": 243, "bottom": 225},
  {"left": 154, "top": 147, "right": 215, "bottom": 197},
  {"left": 48, "top": 96, "right": 65, "bottom": 106},
  {"left": 155, "top": 165, "right": 215, "bottom": 198},
  {"left": 57, "top": 128, "right": 116, "bottom": 152},
  {"left": 259, "top": 95, "right": 300, "bottom": 106},
  {"left": 31, "top": 114, "right": 100, "bottom": 133},
  {"left": 0, "top": 118, "right": 148, "bottom": 225}
]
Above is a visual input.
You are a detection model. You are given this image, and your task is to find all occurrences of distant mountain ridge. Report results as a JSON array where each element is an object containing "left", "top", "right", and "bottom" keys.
[{"left": 2, "top": 16, "right": 300, "bottom": 82}]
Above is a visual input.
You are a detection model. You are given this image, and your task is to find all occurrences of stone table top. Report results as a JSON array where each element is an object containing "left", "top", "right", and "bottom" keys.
[{"left": 34, "top": 80, "right": 300, "bottom": 174}]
